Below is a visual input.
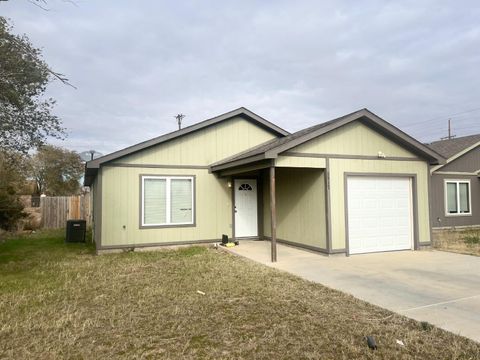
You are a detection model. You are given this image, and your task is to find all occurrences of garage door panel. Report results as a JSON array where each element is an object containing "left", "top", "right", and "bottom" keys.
[{"left": 347, "top": 176, "right": 413, "bottom": 255}]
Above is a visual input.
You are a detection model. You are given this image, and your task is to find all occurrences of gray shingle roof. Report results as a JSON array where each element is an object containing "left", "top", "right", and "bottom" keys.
[
  {"left": 209, "top": 112, "right": 355, "bottom": 167},
  {"left": 427, "top": 134, "right": 480, "bottom": 159},
  {"left": 210, "top": 108, "right": 445, "bottom": 171}
]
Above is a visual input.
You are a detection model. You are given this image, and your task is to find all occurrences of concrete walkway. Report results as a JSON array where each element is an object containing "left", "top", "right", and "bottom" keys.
[{"left": 227, "top": 240, "right": 480, "bottom": 342}]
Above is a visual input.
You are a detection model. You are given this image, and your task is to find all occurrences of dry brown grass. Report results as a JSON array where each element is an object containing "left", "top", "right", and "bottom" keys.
[
  {"left": 0, "top": 230, "right": 479, "bottom": 359},
  {"left": 433, "top": 228, "right": 480, "bottom": 256}
]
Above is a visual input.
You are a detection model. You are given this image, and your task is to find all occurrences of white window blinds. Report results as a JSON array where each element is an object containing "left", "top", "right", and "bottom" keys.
[
  {"left": 144, "top": 178, "right": 166, "bottom": 224},
  {"left": 171, "top": 179, "right": 193, "bottom": 224},
  {"left": 142, "top": 176, "right": 194, "bottom": 226}
]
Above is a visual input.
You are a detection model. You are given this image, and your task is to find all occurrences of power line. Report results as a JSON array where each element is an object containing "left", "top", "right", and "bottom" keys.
[
  {"left": 402, "top": 116, "right": 479, "bottom": 130},
  {"left": 417, "top": 122, "right": 480, "bottom": 134},
  {"left": 409, "top": 120, "right": 480, "bottom": 142},
  {"left": 425, "top": 106, "right": 480, "bottom": 121},
  {"left": 400, "top": 106, "right": 480, "bottom": 129}
]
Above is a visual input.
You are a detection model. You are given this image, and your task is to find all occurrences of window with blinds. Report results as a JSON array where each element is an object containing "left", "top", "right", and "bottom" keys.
[
  {"left": 142, "top": 176, "right": 194, "bottom": 226},
  {"left": 445, "top": 180, "right": 471, "bottom": 215}
]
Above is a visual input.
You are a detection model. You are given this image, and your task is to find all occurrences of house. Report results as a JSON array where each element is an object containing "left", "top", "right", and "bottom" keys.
[
  {"left": 85, "top": 107, "right": 444, "bottom": 259},
  {"left": 428, "top": 134, "right": 480, "bottom": 229}
]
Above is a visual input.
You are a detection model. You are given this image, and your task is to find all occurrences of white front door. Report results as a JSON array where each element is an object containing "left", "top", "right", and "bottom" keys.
[
  {"left": 347, "top": 176, "right": 413, "bottom": 254},
  {"left": 234, "top": 179, "right": 258, "bottom": 238}
]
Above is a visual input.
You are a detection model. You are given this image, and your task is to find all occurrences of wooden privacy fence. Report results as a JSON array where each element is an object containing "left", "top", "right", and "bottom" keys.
[{"left": 40, "top": 195, "right": 91, "bottom": 229}]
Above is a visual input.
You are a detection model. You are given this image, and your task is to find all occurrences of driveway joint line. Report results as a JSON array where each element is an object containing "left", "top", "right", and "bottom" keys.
[{"left": 398, "top": 294, "right": 480, "bottom": 313}]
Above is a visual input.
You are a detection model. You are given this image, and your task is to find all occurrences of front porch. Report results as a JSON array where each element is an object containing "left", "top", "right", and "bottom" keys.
[{"left": 213, "top": 158, "right": 328, "bottom": 262}]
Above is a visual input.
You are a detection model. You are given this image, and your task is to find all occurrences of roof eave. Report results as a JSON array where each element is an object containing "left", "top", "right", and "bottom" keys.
[
  {"left": 212, "top": 108, "right": 447, "bottom": 167},
  {"left": 430, "top": 140, "right": 480, "bottom": 171},
  {"left": 210, "top": 153, "right": 272, "bottom": 172},
  {"left": 358, "top": 111, "right": 446, "bottom": 165},
  {"left": 85, "top": 107, "right": 289, "bottom": 170}
]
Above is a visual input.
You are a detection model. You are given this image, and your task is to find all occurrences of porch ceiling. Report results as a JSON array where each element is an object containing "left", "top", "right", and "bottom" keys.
[
  {"left": 212, "top": 155, "right": 327, "bottom": 177},
  {"left": 214, "top": 159, "right": 272, "bottom": 177}
]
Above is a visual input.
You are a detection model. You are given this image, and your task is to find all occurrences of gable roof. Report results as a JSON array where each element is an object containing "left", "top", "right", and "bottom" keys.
[
  {"left": 84, "top": 107, "right": 289, "bottom": 185},
  {"left": 210, "top": 108, "right": 445, "bottom": 172},
  {"left": 427, "top": 134, "right": 480, "bottom": 173},
  {"left": 427, "top": 134, "right": 480, "bottom": 158}
]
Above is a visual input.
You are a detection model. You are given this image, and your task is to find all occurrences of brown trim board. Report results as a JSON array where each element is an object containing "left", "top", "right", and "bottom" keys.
[
  {"left": 87, "top": 108, "right": 288, "bottom": 168},
  {"left": 343, "top": 172, "right": 420, "bottom": 256},
  {"left": 215, "top": 160, "right": 272, "bottom": 177},
  {"left": 325, "top": 158, "right": 332, "bottom": 253},
  {"left": 210, "top": 109, "right": 444, "bottom": 174},
  {"left": 427, "top": 165, "right": 434, "bottom": 245},
  {"left": 85, "top": 107, "right": 289, "bottom": 186},
  {"left": 269, "top": 166, "right": 277, "bottom": 262},
  {"left": 263, "top": 236, "right": 343, "bottom": 255},
  {"left": 283, "top": 151, "right": 423, "bottom": 162},
  {"left": 211, "top": 154, "right": 266, "bottom": 172},
  {"left": 105, "top": 163, "right": 209, "bottom": 169},
  {"left": 258, "top": 176, "right": 264, "bottom": 239},
  {"left": 231, "top": 177, "right": 235, "bottom": 241},
  {"left": 97, "top": 238, "right": 220, "bottom": 251},
  {"left": 95, "top": 166, "right": 103, "bottom": 250}
]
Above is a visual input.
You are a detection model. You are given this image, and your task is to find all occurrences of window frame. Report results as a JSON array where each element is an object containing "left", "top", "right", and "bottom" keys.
[
  {"left": 444, "top": 179, "right": 472, "bottom": 217},
  {"left": 140, "top": 175, "right": 195, "bottom": 228}
]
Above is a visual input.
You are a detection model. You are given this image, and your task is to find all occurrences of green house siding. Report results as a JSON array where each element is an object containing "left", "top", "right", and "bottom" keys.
[
  {"left": 263, "top": 168, "right": 327, "bottom": 250},
  {"left": 91, "top": 108, "right": 435, "bottom": 253},
  {"left": 275, "top": 121, "right": 431, "bottom": 252},
  {"left": 275, "top": 155, "right": 326, "bottom": 168},
  {"left": 113, "top": 116, "right": 277, "bottom": 166},
  {"left": 100, "top": 166, "right": 231, "bottom": 247},
  {"left": 96, "top": 116, "right": 279, "bottom": 248},
  {"left": 291, "top": 121, "right": 417, "bottom": 158}
]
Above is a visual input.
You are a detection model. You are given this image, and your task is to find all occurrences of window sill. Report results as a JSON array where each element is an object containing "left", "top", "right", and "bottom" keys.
[
  {"left": 445, "top": 213, "right": 472, "bottom": 217},
  {"left": 140, "top": 223, "right": 196, "bottom": 229}
]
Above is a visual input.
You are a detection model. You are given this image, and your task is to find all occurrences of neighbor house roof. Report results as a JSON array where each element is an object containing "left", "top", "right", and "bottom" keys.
[
  {"left": 427, "top": 134, "right": 480, "bottom": 158},
  {"left": 427, "top": 134, "right": 480, "bottom": 173},
  {"left": 84, "top": 107, "right": 289, "bottom": 186},
  {"left": 210, "top": 108, "right": 445, "bottom": 172}
]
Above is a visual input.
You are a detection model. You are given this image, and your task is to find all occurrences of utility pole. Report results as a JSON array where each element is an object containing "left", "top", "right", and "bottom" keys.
[
  {"left": 441, "top": 118, "right": 456, "bottom": 140},
  {"left": 175, "top": 114, "right": 186, "bottom": 130}
]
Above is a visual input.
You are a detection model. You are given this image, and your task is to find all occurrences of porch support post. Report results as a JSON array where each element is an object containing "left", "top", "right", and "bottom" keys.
[{"left": 269, "top": 165, "right": 277, "bottom": 262}]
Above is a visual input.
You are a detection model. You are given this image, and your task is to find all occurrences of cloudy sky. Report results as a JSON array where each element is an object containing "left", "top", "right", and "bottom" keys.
[{"left": 2, "top": 0, "right": 480, "bottom": 155}]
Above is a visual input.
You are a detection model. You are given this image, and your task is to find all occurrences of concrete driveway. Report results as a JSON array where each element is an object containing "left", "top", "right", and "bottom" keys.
[{"left": 227, "top": 241, "right": 480, "bottom": 342}]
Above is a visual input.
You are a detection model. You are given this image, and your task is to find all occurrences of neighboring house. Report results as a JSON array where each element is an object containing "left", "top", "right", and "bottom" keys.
[
  {"left": 85, "top": 107, "right": 443, "bottom": 259},
  {"left": 428, "top": 134, "right": 480, "bottom": 229}
]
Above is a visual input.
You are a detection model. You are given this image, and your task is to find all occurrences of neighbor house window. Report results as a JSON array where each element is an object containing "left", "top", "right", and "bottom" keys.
[
  {"left": 445, "top": 180, "right": 471, "bottom": 215},
  {"left": 141, "top": 176, "right": 194, "bottom": 226}
]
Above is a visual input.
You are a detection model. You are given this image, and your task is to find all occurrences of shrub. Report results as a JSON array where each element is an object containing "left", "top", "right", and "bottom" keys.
[{"left": 0, "top": 185, "right": 27, "bottom": 231}]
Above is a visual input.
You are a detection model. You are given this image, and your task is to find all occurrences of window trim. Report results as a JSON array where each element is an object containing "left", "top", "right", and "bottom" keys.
[
  {"left": 444, "top": 179, "right": 472, "bottom": 217},
  {"left": 140, "top": 175, "right": 196, "bottom": 228}
]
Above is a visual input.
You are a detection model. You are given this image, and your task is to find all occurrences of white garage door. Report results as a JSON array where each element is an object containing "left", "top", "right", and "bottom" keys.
[{"left": 347, "top": 176, "right": 413, "bottom": 254}]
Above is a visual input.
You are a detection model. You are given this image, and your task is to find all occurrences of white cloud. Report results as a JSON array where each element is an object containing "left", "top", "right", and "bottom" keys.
[{"left": 1, "top": 0, "right": 480, "bottom": 153}]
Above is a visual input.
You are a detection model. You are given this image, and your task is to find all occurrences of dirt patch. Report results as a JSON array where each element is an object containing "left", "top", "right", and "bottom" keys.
[
  {"left": 0, "top": 230, "right": 479, "bottom": 359},
  {"left": 433, "top": 227, "right": 480, "bottom": 256}
]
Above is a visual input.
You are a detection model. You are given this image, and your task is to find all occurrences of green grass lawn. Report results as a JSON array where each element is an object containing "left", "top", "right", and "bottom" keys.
[{"left": 0, "top": 230, "right": 479, "bottom": 359}]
